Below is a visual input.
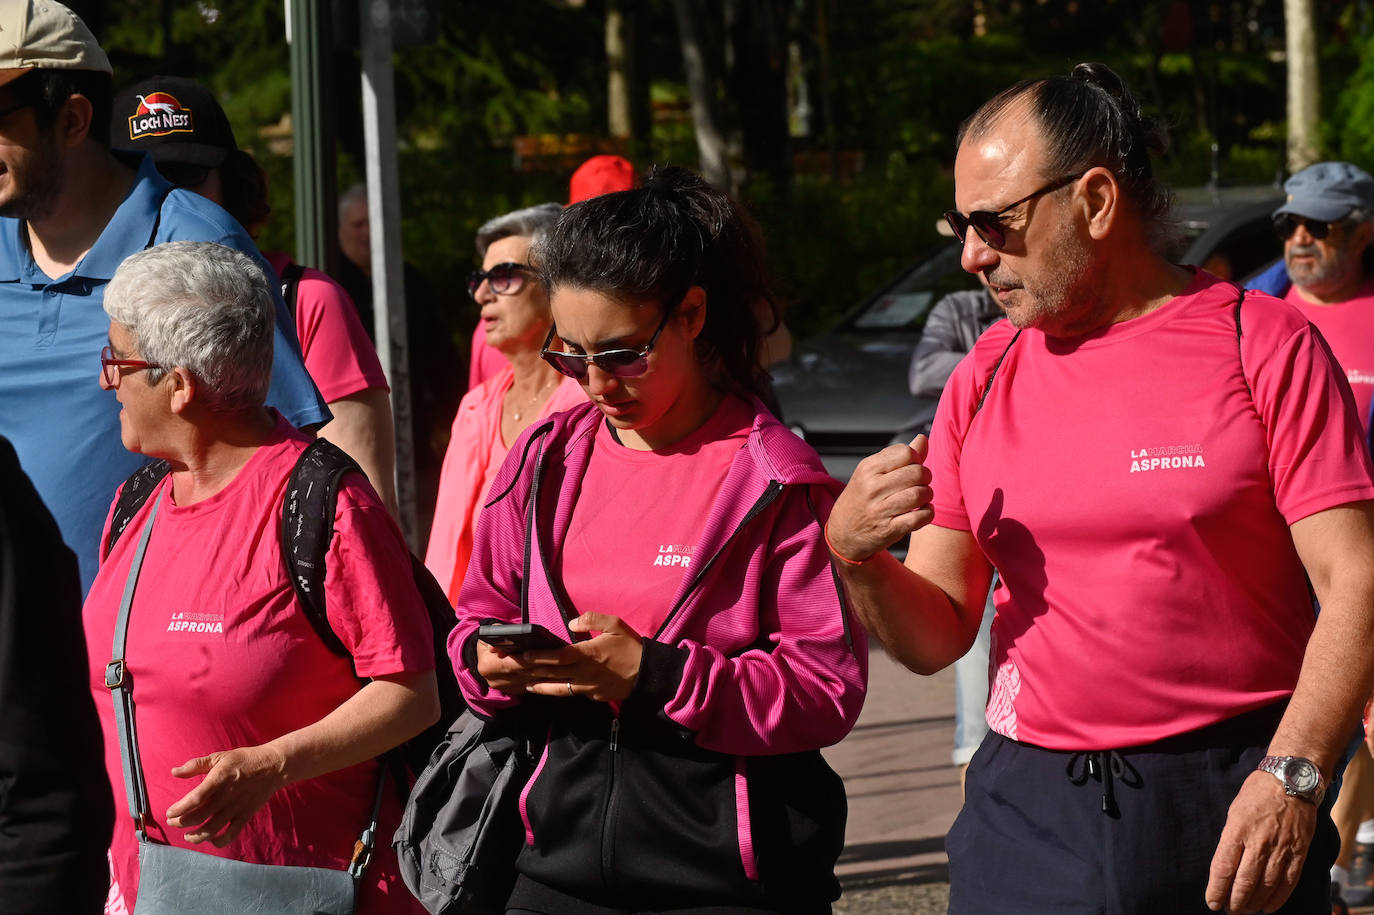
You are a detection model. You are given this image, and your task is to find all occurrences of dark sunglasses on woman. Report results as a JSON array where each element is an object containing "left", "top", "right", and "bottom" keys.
[
  {"left": 467, "top": 262, "right": 530, "bottom": 299},
  {"left": 539, "top": 308, "right": 674, "bottom": 380}
]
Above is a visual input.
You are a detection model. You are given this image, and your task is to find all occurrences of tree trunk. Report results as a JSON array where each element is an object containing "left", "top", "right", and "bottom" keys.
[
  {"left": 1285, "top": 0, "right": 1320, "bottom": 171},
  {"left": 674, "top": 0, "right": 736, "bottom": 192},
  {"left": 607, "top": 2, "right": 632, "bottom": 139},
  {"left": 605, "top": 0, "right": 649, "bottom": 148}
]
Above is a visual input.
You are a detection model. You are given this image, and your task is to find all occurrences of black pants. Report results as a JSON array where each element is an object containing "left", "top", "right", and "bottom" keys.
[
  {"left": 505, "top": 874, "right": 818, "bottom": 915},
  {"left": 947, "top": 703, "right": 1339, "bottom": 914}
]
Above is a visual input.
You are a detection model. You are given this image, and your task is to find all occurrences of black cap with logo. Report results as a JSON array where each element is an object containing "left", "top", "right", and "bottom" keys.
[{"left": 110, "top": 75, "right": 236, "bottom": 167}]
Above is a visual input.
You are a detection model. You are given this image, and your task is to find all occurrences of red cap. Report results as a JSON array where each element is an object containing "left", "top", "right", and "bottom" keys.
[{"left": 568, "top": 155, "right": 635, "bottom": 204}]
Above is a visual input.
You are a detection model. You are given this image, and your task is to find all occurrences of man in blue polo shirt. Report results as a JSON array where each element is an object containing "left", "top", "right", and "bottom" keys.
[{"left": 0, "top": 1, "right": 328, "bottom": 592}]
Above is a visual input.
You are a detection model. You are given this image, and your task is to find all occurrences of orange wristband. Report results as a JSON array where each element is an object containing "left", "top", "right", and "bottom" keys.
[{"left": 824, "top": 523, "right": 871, "bottom": 566}]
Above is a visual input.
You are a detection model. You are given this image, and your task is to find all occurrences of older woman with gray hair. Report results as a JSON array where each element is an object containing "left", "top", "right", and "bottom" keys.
[
  {"left": 84, "top": 241, "right": 438, "bottom": 913},
  {"left": 424, "top": 204, "right": 585, "bottom": 603}
]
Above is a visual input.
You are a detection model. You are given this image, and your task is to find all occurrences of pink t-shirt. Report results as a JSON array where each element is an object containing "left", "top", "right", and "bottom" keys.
[
  {"left": 559, "top": 395, "right": 753, "bottom": 638},
  {"left": 267, "top": 251, "right": 389, "bottom": 403},
  {"left": 85, "top": 417, "right": 431, "bottom": 913},
  {"left": 928, "top": 271, "right": 1374, "bottom": 750},
  {"left": 1285, "top": 278, "right": 1374, "bottom": 430}
]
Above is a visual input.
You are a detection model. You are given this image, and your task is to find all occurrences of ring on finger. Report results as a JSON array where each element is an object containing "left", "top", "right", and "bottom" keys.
[{"left": 566, "top": 680, "right": 574, "bottom": 697}]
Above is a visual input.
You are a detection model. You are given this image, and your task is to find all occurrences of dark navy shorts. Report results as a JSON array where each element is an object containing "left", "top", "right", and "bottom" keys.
[
  {"left": 946, "top": 702, "right": 1339, "bottom": 914},
  {"left": 505, "top": 874, "right": 818, "bottom": 914}
]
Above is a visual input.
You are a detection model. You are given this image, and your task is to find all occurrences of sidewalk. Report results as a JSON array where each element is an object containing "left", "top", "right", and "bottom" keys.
[{"left": 824, "top": 645, "right": 962, "bottom": 914}]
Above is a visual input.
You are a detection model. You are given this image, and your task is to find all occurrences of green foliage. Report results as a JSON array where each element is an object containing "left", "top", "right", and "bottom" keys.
[
  {"left": 393, "top": 4, "right": 604, "bottom": 147},
  {"left": 1331, "top": 32, "right": 1374, "bottom": 169},
  {"left": 86, "top": 0, "right": 1355, "bottom": 353},
  {"left": 752, "top": 158, "right": 952, "bottom": 338}
]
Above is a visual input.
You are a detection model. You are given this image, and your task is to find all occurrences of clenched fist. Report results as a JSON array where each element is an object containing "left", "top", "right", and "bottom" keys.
[{"left": 827, "top": 435, "right": 934, "bottom": 563}]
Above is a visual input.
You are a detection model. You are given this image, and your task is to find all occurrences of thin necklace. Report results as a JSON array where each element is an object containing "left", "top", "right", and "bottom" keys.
[{"left": 509, "top": 374, "right": 556, "bottom": 422}]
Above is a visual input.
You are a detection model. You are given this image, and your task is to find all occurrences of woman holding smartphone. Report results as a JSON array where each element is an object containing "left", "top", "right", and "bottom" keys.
[{"left": 449, "top": 166, "right": 867, "bottom": 914}]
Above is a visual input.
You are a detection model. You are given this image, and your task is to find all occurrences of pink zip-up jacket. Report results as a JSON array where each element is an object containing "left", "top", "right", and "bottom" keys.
[{"left": 448, "top": 398, "right": 867, "bottom": 909}]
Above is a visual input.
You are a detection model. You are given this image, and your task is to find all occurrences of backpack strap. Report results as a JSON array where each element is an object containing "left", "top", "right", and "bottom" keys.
[
  {"left": 143, "top": 187, "right": 174, "bottom": 250},
  {"left": 1233, "top": 286, "right": 1253, "bottom": 401},
  {"left": 281, "top": 437, "right": 364, "bottom": 663},
  {"left": 280, "top": 262, "right": 306, "bottom": 321},
  {"left": 103, "top": 459, "right": 173, "bottom": 560},
  {"left": 974, "top": 328, "right": 1022, "bottom": 415}
]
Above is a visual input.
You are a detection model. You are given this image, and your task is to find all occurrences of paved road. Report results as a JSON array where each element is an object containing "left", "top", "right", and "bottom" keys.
[{"left": 824, "top": 645, "right": 963, "bottom": 914}]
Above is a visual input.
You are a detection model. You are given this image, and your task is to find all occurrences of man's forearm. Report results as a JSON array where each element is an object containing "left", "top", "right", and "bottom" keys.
[
  {"left": 318, "top": 389, "right": 399, "bottom": 517},
  {"left": 1276, "top": 503, "right": 1374, "bottom": 777},
  {"left": 1267, "top": 596, "right": 1374, "bottom": 777},
  {"left": 833, "top": 534, "right": 989, "bottom": 675}
]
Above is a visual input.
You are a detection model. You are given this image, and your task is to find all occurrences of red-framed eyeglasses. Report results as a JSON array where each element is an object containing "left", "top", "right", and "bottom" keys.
[{"left": 100, "top": 345, "right": 160, "bottom": 386}]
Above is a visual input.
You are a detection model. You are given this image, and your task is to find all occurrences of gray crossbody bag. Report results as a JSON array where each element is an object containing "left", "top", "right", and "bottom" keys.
[{"left": 105, "top": 492, "right": 384, "bottom": 914}]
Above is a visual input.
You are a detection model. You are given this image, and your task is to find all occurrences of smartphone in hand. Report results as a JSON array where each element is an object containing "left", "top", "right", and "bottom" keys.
[{"left": 477, "top": 622, "right": 566, "bottom": 653}]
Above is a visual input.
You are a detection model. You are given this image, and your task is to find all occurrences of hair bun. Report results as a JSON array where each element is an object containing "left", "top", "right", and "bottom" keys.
[
  {"left": 1070, "top": 61, "right": 1168, "bottom": 158},
  {"left": 1072, "top": 62, "right": 1127, "bottom": 98},
  {"left": 641, "top": 165, "right": 700, "bottom": 208}
]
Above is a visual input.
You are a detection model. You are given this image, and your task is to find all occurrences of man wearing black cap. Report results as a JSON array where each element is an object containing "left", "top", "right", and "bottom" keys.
[
  {"left": 110, "top": 74, "right": 400, "bottom": 517},
  {"left": 0, "top": 1, "right": 328, "bottom": 592}
]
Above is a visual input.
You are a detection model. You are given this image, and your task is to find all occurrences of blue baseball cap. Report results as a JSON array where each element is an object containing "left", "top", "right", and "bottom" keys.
[{"left": 1274, "top": 161, "right": 1374, "bottom": 222}]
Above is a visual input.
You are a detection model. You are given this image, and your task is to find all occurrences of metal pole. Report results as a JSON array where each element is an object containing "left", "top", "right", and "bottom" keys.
[
  {"left": 288, "top": 0, "right": 338, "bottom": 273},
  {"left": 359, "top": 0, "right": 419, "bottom": 548}
]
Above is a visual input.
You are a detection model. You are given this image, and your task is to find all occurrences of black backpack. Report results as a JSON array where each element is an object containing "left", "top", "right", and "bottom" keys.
[{"left": 104, "top": 438, "right": 463, "bottom": 773}]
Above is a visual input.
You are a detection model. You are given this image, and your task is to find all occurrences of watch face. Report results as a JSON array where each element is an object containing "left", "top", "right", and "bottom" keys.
[{"left": 1283, "top": 758, "right": 1320, "bottom": 793}]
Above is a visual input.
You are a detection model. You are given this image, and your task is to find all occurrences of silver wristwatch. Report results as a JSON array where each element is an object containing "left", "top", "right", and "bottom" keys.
[{"left": 1256, "top": 755, "right": 1326, "bottom": 805}]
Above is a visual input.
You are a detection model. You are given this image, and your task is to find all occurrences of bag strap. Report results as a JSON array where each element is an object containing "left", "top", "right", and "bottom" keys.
[
  {"left": 515, "top": 422, "right": 584, "bottom": 635},
  {"left": 281, "top": 438, "right": 361, "bottom": 664},
  {"left": 1233, "top": 286, "right": 1253, "bottom": 402},
  {"left": 106, "top": 490, "right": 164, "bottom": 839},
  {"left": 143, "top": 187, "right": 174, "bottom": 250},
  {"left": 104, "top": 459, "right": 172, "bottom": 560},
  {"left": 974, "top": 328, "right": 1022, "bottom": 416},
  {"left": 281, "top": 262, "right": 306, "bottom": 321},
  {"left": 520, "top": 449, "right": 540, "bottom": 627}
]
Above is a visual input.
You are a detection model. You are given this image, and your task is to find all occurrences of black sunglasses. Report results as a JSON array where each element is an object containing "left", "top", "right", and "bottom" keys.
[
  {"left": 1273, "top": 214, "right": 1341, "bottom": 241},
  {"left": 155, "top": 160, "right": 212, "bottom": 190},
  {"left": 944, "top": 173, "right": 1082, "bottom": 250},
  {"left": 467, "top": 262, "right": 530, "bottom": 300},
  {"left": 540, "top": 307, "right": 675, "bottom": 380}
]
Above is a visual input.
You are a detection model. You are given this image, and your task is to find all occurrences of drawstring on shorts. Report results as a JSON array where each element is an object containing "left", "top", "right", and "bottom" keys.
[{"left": 1066, "top": 750, "right": 1143, "bottom": 817}]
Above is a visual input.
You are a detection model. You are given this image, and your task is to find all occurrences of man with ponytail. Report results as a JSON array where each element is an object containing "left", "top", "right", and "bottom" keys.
[{"left": 828, "top": 63, "right": 1374, "bottom": 913}]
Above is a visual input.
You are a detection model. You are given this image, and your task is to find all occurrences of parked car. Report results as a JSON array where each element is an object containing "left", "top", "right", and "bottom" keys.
[{"left": 773, "top": 185, "right": 1285, "bottom": 481}]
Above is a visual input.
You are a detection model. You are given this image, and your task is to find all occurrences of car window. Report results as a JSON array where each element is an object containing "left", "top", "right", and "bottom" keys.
[
  {"left": 852, "top": 290, "right": 934, "bottom": 329},
  {"left": 1174, "top": 192, "right": 1285, "bottom": 282},
  {"left": 844, "top": 244, "right": 976, "bottom": 333}
]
